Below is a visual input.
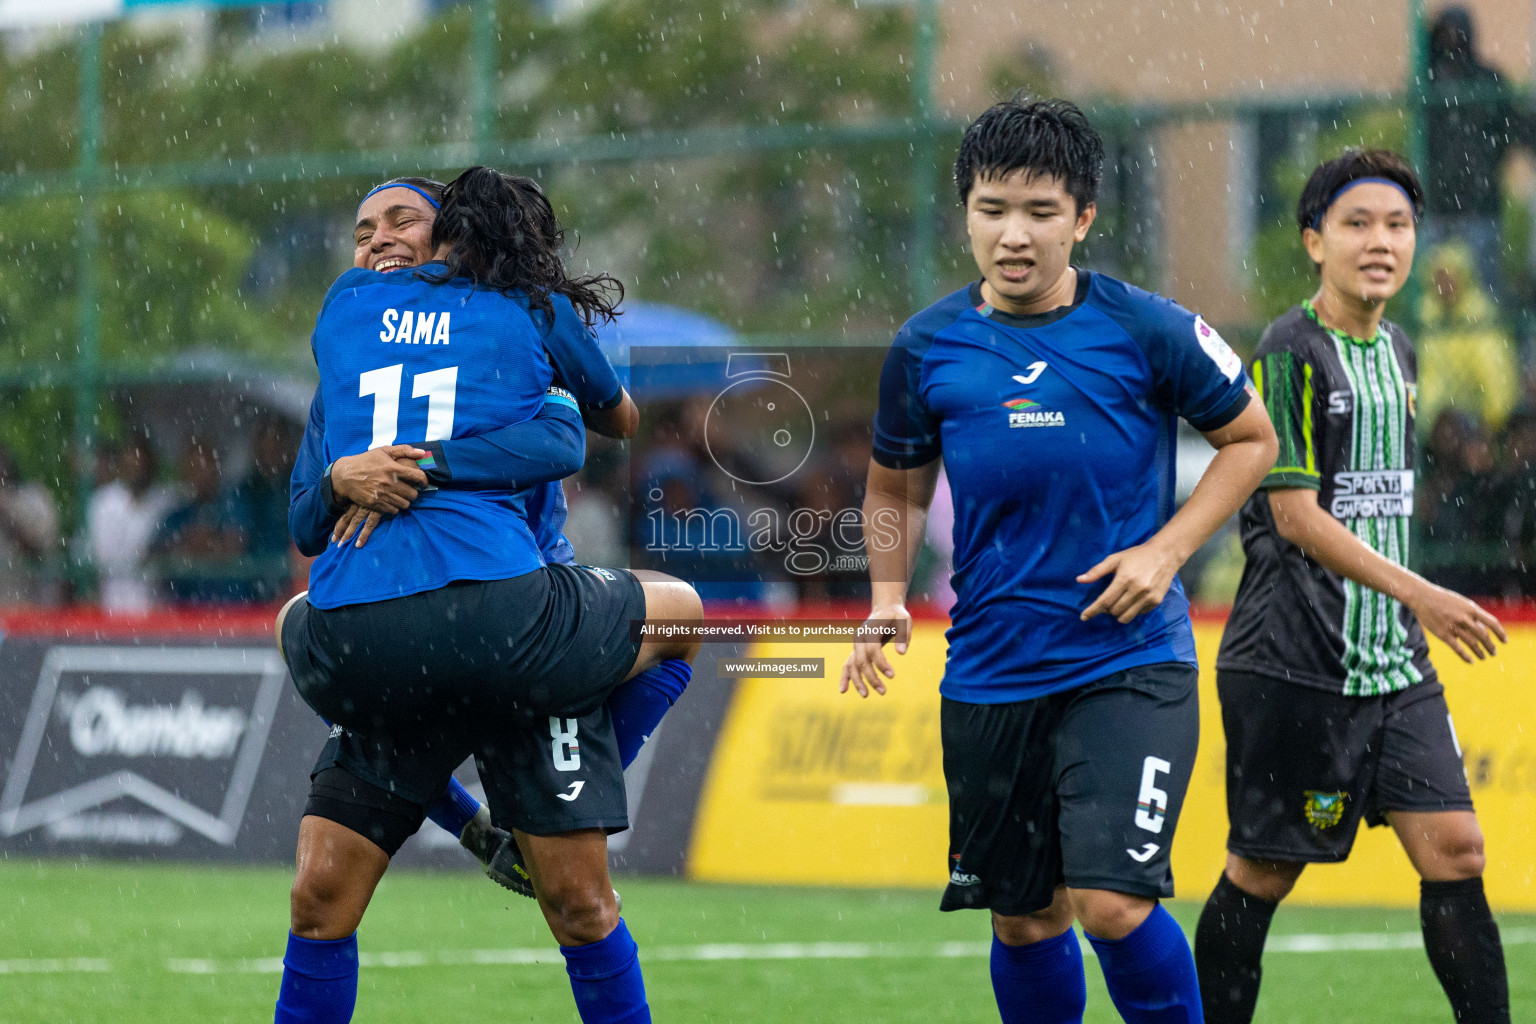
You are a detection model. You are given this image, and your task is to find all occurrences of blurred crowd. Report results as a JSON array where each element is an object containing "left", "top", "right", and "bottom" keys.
[
  {"left": 582, "top": 395, "right": 877, "bottom": 609},
  {"left": 1419, "top": 402, "right": 1536, "bottom": 600},
  {"left": 0, "top": 416, "right": 300, "bottom": 612}
]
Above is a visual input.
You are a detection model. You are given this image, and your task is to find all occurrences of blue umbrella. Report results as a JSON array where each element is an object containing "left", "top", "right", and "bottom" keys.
[{"left": 593, "top": 301, "right": 737, "bottom": 402}]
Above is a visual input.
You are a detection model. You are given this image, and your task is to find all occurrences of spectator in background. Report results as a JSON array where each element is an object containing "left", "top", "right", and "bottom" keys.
[
  {"left": 0, "top": 443, "right": 61, "bottom": 606},
  {"left": 1422, "top": 5, "right": 1529, "bottom": 296},
  {"left": 1417, "top": 242, "right": 1519, "bottom": 434},
  {"left": 1419, "top": 410, "right": 1506, "bottom": 595},
  {"left": 87, "top": 433, "right": 176, "bottom": 612},
  {"left": 236, "top": 415, "right": 297, "bottom": 601},
  {"left": 154, "top": 438, "right": 251, "bottom": 604},
  {"left": 1420, "top": 410, "right": 1472, "bottom": 538},
  {"left": 1494, "top": 412, "right": 1536, "bottom": 596}
]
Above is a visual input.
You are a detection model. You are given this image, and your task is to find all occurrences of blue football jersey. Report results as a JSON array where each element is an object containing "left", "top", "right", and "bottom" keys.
[
  {"left": 305, "top": 267, "right": 555, "bottom": 609},
  {"left": 873, "top": 271, "right": 1251, "bottom": 703},
  {"left": 522, "top": 294, "right": 626, "bottom": 567}
]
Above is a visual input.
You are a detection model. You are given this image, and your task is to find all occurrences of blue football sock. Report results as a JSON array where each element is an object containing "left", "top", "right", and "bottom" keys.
[
  {"left": 608, "top": 659, "right": 691, "bottom": 769},
  {"left": 424, "top": 776, "right": 482, "bottom": 838},
  {"left": 990, "top": 928, "right": 1087, "bottom": 1024},
  {"left": 1086, "top": 904, "right": 1203, "bottom": 1024},
  {"left": 274, "top": 931, "right": 358, "bottom": 1024},
  {"left": 560, "top": 918, "right": 650, "bottom": 1024}
]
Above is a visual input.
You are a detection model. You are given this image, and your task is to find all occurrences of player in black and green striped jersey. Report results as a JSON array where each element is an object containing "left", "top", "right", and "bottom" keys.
[{"left": 1195, "top": 149, "right": 1512, "bottom": 1024}]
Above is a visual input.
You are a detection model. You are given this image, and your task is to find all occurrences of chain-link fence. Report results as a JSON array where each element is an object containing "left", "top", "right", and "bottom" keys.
[{"left": 2, "top": 0, "right": 1530, "bottom": 609}]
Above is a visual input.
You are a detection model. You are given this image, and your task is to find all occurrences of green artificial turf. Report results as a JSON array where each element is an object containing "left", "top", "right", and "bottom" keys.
[{"left": 0, "top": 859, "right": 1529, "bottom": 1023}]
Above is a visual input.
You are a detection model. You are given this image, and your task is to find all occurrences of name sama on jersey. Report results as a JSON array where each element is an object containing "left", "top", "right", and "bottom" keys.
[{"left": 379, "top": 308, "right": 452, "bottom": 346}]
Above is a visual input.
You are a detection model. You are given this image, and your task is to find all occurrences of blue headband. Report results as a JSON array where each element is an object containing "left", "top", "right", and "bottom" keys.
[
  {"left": 1309, "top": 176, "right": 1416, "bottom": 231},
  {"left": 358, "top": 181, "right": 441, "bottom": 213}
]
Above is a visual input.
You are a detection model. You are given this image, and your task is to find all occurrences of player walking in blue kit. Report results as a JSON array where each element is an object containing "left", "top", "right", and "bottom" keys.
[
  {"left": 843, "top": 98, "right": 1278, "bottom": 1023},
  {"left": 273, "top": 167, "right": 699, "bottom": 1024}
]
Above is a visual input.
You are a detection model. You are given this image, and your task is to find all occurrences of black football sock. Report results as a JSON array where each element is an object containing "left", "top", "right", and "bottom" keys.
[
  {"left": 1194, "top": 873, "right": 1278, "bottom": 1024},
  {"left": 1421, "top": 877, "right": 1510, "bottom": 1024}
]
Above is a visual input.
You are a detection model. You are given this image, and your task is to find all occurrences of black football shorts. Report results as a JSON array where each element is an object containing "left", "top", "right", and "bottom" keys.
[
  {"left": 940, "top": 661, "right": 1199, "bottom": 917},
  {"left": 1217, "top": 671, "right": 1473, "bottom": 863},
  {"left": 281, "top": 562, "right": 645, "bottom": 808},
  {"left": 306, "top": 701, "right": 630, "bottom": 856}
]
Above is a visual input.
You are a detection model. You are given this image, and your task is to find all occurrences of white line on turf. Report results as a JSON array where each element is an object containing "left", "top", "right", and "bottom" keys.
[
  {"left": 0, "top": 958, "right": 111, "bottom": 974},
  {"left": 7, "top": 926, "right": 1531, "bottom": 976},
  {"left": 153, "top": 926, "right": 1536, "bottom": 975}
]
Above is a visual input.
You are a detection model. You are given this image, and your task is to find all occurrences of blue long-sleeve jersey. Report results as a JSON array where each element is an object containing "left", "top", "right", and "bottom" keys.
[
  {"left": 290, "top": 284, "right": 621, "bottom": 569},
  {"left": 297, "top": 266, "right": 569, "bottom": 609}
]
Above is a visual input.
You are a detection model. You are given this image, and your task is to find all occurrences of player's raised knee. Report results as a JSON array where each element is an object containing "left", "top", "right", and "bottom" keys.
[
  {"left": 637, "top": 574, "right": 703, "bottom": 660},
  {"left": 275, "top": 590, "right": 307, "bottom": 657},
  {"left": 635, "top": 573, "right": 702, "bottom": 620}
]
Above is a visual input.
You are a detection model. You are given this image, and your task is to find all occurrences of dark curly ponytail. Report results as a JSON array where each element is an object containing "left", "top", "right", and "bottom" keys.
[{"left": 425, "top": 165, "right": 623, "bottom": 327}]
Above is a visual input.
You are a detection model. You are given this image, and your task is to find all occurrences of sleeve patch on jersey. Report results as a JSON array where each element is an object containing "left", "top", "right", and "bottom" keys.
[
  {"left": 1195, "top": 316, "right": 1243, "bottom": 382},
  {"left": 544, "top": 385, "right": 580, "bottom": 411}
]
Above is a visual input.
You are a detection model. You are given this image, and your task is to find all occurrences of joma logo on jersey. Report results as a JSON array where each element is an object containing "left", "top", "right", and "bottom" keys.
[
  {"left": 1002, "top": 397, "right": 1066, "bottom": 428},
  {"left": 379, "top": 308, "right": 452, "bottom": 346}
]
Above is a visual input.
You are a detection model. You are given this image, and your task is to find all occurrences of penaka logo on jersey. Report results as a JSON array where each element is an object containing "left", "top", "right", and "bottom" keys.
[{"left": 1002, "top": 397, "right": 1066, "bottom": 428}]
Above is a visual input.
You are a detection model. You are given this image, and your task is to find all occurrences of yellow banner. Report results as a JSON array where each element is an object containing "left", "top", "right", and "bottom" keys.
[{"left": 687, "top": 621, "right": 1536, "bottom": 909}]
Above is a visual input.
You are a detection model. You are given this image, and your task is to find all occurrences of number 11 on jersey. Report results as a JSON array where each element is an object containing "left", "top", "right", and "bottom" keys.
[{"left": 359, "top": 363, "right": 458, "bottom": 448}]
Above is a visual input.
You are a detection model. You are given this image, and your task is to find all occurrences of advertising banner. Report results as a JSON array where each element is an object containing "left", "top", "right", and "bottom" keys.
[
  {"left": 0, "top": 620, "right": 733, "bottom": 873},
  {"left": 688, "top": 619, "right": 1536, "bottom": 911},
  {"left": 0, "top": 630, "right": 324, "bottom": 862}
]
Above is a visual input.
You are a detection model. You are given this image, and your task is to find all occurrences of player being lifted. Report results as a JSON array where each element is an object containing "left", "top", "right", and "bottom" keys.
[
  {"left": 274, "top": 167, "right": 702, "bottom": 1024},
  {"left": 844, "top": 97, "right": 1277, "bottom": 1024},
  {"left": 1195, "top": 149, "right": 1511, "bottom": 1024},
  {"left": 289, "top": 175, "right": 688, "bottom": 898}
]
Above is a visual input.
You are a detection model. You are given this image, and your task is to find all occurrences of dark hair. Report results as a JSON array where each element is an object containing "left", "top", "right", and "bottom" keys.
[
  {"left": 1296, "top": 149, "right": 1424, "bottom": 235},
  {"left": 376, "top": 175, "right": 445, "bottom": 204},
  {"left": 426, "top": 166, "right": 623, "bottom": 327},
  {"left": 953, "top": 96, "right": 1104, "bottom": 210}
]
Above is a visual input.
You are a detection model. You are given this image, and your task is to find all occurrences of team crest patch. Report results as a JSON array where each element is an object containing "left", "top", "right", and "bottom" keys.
[{"left": 1303, "top": 790, "right": 1348, "bottom": 829}]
